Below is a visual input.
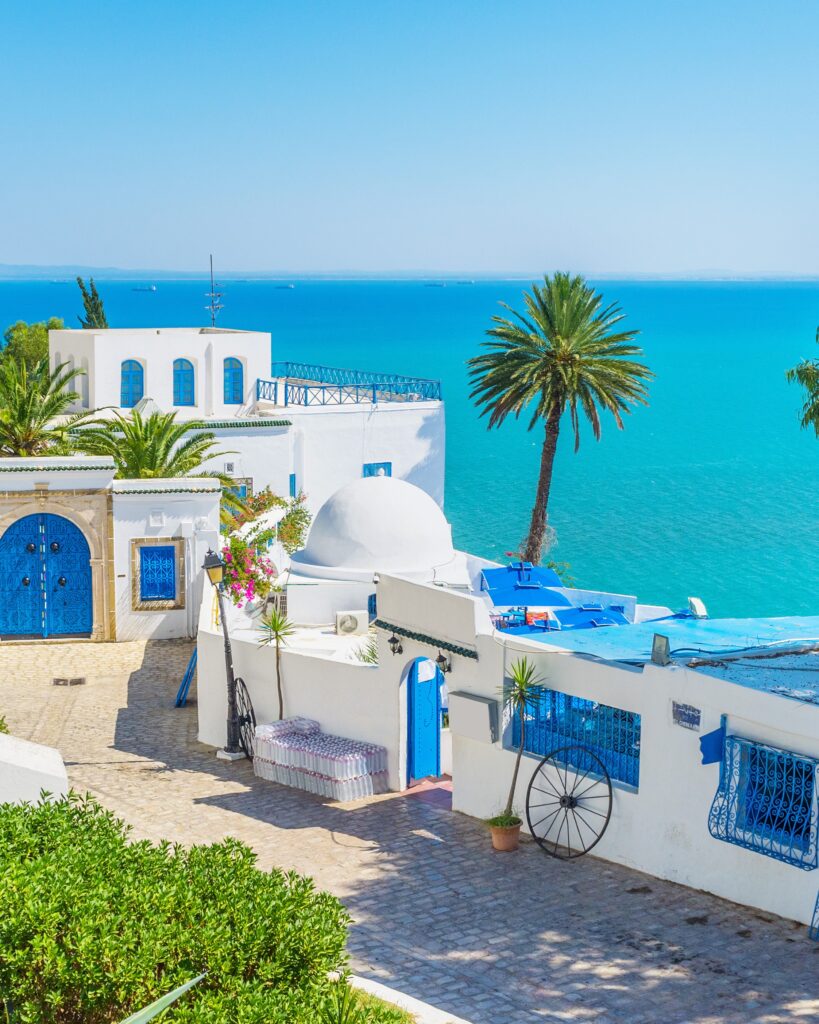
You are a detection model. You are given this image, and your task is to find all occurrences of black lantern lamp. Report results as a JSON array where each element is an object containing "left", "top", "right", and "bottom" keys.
[
  {"left": 388, "top": 633, "right": 403, "bottom": 656},
  {"left": 435, "top": 650, "right": 452, "bottom": 674},
  {"left": 202, "top": 548, "right": 243, "bottom": 758}
]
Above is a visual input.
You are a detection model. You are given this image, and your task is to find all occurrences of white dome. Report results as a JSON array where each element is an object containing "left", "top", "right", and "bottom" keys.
[{"left": 290, "top": 476, "right": 455, "bottom": 580}]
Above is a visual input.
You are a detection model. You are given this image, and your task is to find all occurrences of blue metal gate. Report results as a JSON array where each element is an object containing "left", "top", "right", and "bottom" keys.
[
  {"left": 0, "top": 514, "right": 92, "bottom": 638},
  {"left": 408, "top": 658, "right": 441, "bottom": 781}
]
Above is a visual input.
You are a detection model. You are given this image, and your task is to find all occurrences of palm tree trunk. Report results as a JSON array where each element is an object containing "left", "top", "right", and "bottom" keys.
[
  {"left": 523, "top": 407, "right": 561, "bottom": 564},
  {"left": 504, "top": 704, "right": 526, "bottom": 819},
  {"left": 275, "top": 642, "right": 284, "bottom": 720}
]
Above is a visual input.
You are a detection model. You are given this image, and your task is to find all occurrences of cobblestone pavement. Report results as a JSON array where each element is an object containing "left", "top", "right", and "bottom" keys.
[{"left": 1, "top": 640, "right": 817, "bottom": 1024}]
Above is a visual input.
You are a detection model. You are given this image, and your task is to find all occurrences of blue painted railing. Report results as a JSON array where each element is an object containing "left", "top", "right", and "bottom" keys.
[
  {"left": 512, "top": 686, "right": 641, "bottom": 788},
  {"left": 175, "top": 648, "right": 197, "bottom": 707},
  {"left": 256, "top": 361, "right": 442, "bottom": 406},
  {"left": 708, "top": 735, "right": 818, "bottom": 869}
]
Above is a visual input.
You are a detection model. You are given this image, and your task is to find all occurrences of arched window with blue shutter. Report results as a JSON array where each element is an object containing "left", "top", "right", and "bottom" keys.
[
  {"left": 120, "top": 360, "right": 144, "bottom": 408},
  {"left": 173, "top": 358, "right": 195, "bottom": 406},
  {"left": 223, "top": 357, "right": 244, "bottom": 404}
]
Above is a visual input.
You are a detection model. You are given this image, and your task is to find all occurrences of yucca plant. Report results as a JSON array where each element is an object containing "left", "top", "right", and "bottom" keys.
[
  {"left": 488, "top": 657, "right": 544, "bottom": 828},
  {"left": 258, "top": 607, "right": 296, "bottom": 719}
]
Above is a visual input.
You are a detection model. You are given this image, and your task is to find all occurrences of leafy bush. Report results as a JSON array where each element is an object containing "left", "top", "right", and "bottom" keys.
[
  {"left": 0, "top": 794, "right": 350, "bottom": 1023},
  {"left": 0, "top": 715, "right": 8, "bottom": 734},
  {"left": 230, "top": 487, "right": 312, "bottom": 556}
]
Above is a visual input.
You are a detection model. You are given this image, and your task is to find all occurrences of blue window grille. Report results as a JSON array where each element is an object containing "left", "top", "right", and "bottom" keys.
[
  {"left": 227, "top": 478, "right": 252, "bottom": 502},
  {"left": 120, "top": 360, "right": 144, "bottom": 408},
  {"left": 511, "top": 686, "right": 641, "bottom": 788},
  {"left": 708, "top": 735, "right": 818, "bottom": 869},
  {"left": 139, "top": 545, "right": 177, "bottom": 601},
  {"left": 363, "top": 461, "right": 392, "bottom": 477},
  {"left": 173, "top": 358, "right": 195, "bottom": 406},
  {"left": 811, "top": 891, "right": 819, "bottom": 941},
  {"left": 289, "top": 473, "right": 297, "bottom": 498},
  {"left": 224, "top": 357, "right": 244, "bottom": 404},
  {"left": 367, "top": 593, "right": 377, "bottom": 619}
]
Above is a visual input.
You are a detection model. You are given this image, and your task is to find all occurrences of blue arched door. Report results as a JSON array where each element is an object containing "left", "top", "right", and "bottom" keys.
[
  {"left": 0, "top": 514, "right": 92, "bottom": 638},
  {"left": 407, "top": 658, "right": 442, "bottom": 781}
]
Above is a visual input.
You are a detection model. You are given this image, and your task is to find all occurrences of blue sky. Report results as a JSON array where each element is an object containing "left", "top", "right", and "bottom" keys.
[{"left": 1, "top": 1, "right": 818, "bottom": 274}]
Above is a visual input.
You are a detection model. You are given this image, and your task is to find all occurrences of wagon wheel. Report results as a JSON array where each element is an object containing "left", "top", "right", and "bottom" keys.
[
  {"left": 235, "top": 677, "right": 256, "bottom": 759},
  {"left": 526, "top": 745, "right": 612, "bottom": 859}
]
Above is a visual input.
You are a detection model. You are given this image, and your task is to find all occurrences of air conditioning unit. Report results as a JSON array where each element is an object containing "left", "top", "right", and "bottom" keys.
[{"left": 335, "top": 610, "right": 369, "bottom": 636}]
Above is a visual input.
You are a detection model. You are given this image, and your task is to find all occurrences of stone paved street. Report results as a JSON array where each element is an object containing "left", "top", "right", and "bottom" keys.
[{"left": 1, "top": 640, "right": 817, "bottom": 1024}]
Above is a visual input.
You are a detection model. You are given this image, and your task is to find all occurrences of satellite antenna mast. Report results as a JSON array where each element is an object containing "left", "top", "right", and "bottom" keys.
[{"left": 205, "top": 254, "right": 224, "bottom": 326}]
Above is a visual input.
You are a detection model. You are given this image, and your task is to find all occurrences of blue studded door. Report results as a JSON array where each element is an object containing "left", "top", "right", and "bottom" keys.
[{"left": 0, "top": 514, "right": 92, "bottom": 638}]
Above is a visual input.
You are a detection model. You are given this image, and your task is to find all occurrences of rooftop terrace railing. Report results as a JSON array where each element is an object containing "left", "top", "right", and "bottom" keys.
[{"left": 256, "top": 361, "right": 442, "bottom": 406}]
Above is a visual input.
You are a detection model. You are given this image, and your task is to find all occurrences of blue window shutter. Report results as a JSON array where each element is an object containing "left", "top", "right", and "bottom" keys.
[
  {"left": 173, "top": 359, "right": 195, "bottom": 406},
  {"left": 224, "top": 358, "right": 244, "bottom": 404},
  {"left": 289, "top": 473, "right": 297, "bottom": 498},
  {"left": 120, "top": 360, "right": 144, "bottom": 408},
  {"left": 367, "top": 593, "right": 377, "bottom": 618},
  {"left": 139, "top": 545, "right": 177, "bottom": 601},
  {"left": 363, "top": 462, "right": 392, "bottom": 478}
]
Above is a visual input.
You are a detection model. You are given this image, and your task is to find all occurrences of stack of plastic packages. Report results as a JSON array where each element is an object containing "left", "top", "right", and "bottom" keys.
[{"left": 253, "top": 717, "right": 389, "bottom": 800}]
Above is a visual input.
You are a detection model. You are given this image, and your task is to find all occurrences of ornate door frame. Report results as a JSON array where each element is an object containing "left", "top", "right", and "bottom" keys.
[{"left": 0, "top": 486, "right": 114, "bottom": 641}]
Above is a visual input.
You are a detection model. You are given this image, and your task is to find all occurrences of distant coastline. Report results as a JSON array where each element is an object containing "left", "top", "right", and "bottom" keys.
[{"left": 1, "top": 264, "right": 818, "bottom": 283}]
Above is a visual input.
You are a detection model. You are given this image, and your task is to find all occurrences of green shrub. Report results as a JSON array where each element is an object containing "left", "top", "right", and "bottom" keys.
[
  {"left": 0, "top": 794, "right": 349, "bottom": 1023},
  {"left": 0, "top": 715, "right": 8, "bottom": 734}
]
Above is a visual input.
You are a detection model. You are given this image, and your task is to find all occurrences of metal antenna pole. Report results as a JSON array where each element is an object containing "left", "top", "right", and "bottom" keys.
[{"left": 205, "top": 253, "right": 224, "bottom": 326}]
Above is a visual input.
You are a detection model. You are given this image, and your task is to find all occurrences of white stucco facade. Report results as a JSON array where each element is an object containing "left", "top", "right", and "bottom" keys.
[
  {"left": 0, "top": 456, "right": 220, "bottom": 643},
  {"left": 48, "top": 327, "right": 446, "bottom": 514}
]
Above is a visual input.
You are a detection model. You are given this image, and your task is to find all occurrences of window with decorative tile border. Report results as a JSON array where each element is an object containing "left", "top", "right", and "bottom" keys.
[
  {"left": 228, "top": 477, "right": 253, "bottom": 501},
  {"left": 131, "top": 537, "right": 186, "bottom": 611}
]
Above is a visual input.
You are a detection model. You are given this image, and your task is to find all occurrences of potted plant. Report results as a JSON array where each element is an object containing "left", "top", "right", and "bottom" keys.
[{"left": 487, "top": 657, "right": 542, "bottom": 852}]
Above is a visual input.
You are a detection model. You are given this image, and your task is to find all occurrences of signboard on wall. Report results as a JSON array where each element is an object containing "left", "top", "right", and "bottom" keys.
[{"left": 672, "top": 701, "right": 702, "bottom": 731}]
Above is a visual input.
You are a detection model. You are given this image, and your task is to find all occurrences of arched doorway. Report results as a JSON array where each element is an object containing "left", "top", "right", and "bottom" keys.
[
  {"left": 407, "top": 657, "right": 446, "bottom": 782},
  {"left": 0, "top": 514, "right": 92, "bottom": 638}
]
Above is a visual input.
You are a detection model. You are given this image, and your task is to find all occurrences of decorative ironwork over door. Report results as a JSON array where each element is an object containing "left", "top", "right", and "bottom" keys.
[{"left": 0, "top": 514, "right": 92, "bottom": 638}]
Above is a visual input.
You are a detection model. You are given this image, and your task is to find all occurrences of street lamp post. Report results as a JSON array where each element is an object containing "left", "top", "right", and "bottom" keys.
[{"left": 203, "top": 548, "right": 243, "bottom": 759}]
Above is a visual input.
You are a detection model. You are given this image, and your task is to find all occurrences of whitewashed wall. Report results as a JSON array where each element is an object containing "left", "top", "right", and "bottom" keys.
[
  {"left": 197, "top": 598, "right": 403, "bottom": 788},
  {"left": 112, "top": 480, "right": 221, "bottom": 640},
  {"left": 376, "top": 573, "right": 819, "bottom": 926},
  {"left": 50, "top": 328, "right": 271, "bottom": 417}
]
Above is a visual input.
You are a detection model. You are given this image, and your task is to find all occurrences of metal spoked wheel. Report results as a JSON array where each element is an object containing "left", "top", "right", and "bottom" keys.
[
  {"left": 235, "top": 677, "right": 256, "bottom": 759},
  {"left": 526, "top": 745, "right": 613, "bottom": 859}
]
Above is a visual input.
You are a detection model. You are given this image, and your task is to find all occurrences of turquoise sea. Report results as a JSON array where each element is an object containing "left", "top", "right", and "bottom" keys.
[{"left": 0, "top": 278, "right": 817, "bottom": 618}]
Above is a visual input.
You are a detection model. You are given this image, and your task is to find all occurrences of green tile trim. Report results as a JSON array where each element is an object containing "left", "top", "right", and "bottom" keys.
[
  {"left": 374, "top": 618, "right": 478, "bottom": 660},
  {"left": 193, "top": 419, "right": 291, "bottom": 430},
  {"left": 0, "top": 464, "right": 114, "bottom": 472}
]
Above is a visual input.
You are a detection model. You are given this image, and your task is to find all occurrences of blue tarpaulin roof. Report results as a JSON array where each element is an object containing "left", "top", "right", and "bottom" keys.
[{"left": 481, "top": 563, "right": 567, "bottom": 607}]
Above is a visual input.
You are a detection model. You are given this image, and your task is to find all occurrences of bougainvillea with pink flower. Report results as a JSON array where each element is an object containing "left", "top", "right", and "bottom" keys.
[{"left": 221, "top": 534, "right": 277, "bottom": 608}]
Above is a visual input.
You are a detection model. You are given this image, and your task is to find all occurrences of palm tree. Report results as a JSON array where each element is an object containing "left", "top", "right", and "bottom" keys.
[
  {"left": 469, "top": 273, "right": 653, "bottom": 564},
  {"left": 499, "top": 657, "right": 543, "bottom": 823},
  {"left": 258, "top": 607, "right": 296, "bottom": 720},
  {"left": 786, "top": 328, "right": 819, "bottom": 436},
  {"left": 0, "top": 357, "right": 92, "bottom": 456},
  {"left": 72, "top": 410, "right": 244, "bottom": 523}
]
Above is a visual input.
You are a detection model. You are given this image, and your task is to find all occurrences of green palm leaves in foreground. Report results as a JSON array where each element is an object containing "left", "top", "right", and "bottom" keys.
[
  {"left": 786, "top": 327, "right": 819, "bottom": 436},
  {"left": 74, "top": 410, "right": 224, "bottom": 478},
  {"left": 469, "top": 273, "right": 652, "bottom": 563},
  {"left": 119, "top": 974, "right": 204, "bottom": 1024},
  {"left": 0, "top": 357, "right": 91, "bottom": 456}
]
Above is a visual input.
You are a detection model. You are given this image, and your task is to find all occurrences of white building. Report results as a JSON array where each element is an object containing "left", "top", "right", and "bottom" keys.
[
  {"left": 49, "top": 327, "right": 445, "bottom": 512},
  {"left": 0, "top": 456, "right": 220, "bottom": 642},
  {"left": 197, "top": 474, "right": 819, "bottom": 929}
]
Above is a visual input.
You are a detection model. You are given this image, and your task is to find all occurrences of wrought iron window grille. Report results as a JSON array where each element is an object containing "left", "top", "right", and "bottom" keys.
[
  {"left": 708, "top": 735, "right": 818, "bottom": 870},
  {"left": 510, "top": 686, "right": 641, "bottom": 789}
]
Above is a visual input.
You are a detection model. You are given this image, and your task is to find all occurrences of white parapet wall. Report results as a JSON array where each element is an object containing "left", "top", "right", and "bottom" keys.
[
  {"left": 376, "top": 572, "right": 819, "bottom": 927},
  {"left": 197, "top": 594, "right": 404, "bottom": 790},
  {"left": 0, "top": 733, "right": 69, "bottom": 805}
]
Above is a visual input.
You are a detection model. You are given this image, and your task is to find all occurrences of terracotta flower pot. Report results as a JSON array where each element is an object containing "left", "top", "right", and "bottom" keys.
[{"left": 490, "top": 822, "right": 521, "bottom": 852}]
